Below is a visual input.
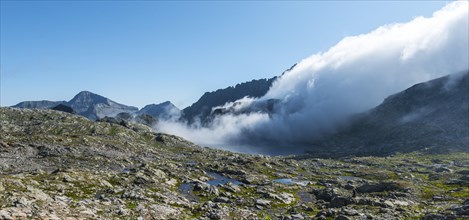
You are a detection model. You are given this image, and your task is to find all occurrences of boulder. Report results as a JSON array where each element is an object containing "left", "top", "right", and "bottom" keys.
[
  {"left": 356, "top": 182, "right": 404, "bottom": 193},
  {"left": 329, "top": 196, "right": 354, "bottom": 208},
  {"left": 256, "top": 199, "right": 271, "bottom": 207},
  {"left": 213, "top": 197, "right": 230, "bottom": 203}
]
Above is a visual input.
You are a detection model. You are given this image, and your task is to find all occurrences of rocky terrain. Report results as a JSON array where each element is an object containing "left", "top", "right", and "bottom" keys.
[{"left": 1, "top": 107, "right": 468, "bottom": 219}]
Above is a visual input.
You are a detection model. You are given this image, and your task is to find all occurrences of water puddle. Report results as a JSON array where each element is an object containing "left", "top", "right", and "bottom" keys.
[
  {"left": 273, "top": 178, "right": 310, "bottom": 186},
  {"left": 206, "top": 172, "right": 242, "bottom": 186},
  {"left": 338, "top": 176, "right": 361, "bottom": 181},
  {"left": 178, "top": 171, "right": 242, "bottom": 201},
  {"left": 178, "top": 183, "right": 198, "bottom": 202},
  {"left": 122, "top": 168, "right": 131, "bottom": 174}
]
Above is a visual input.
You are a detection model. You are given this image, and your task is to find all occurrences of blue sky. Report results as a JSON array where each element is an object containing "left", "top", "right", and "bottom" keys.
[{"left": 0, "top": 1, "right": 449, "bottom": 108}]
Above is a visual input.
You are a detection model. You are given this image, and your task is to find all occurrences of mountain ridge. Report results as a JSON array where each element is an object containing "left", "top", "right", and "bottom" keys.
[
  {"left": 182, "top": 77, "right": 278, "bottom": 124},
  {"left": 67, "top": 91, "right": 138, "bottom": 120},
  {"left": 181, "top": 64, "right": 298, "bottom": 124},
  {"left": 13, "top": 100, "right": 67, "bottom": 109}
]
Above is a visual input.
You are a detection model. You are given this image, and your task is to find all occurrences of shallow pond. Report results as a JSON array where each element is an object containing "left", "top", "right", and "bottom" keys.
[
  {"left": 177, "top": 171, "right": 242, "bottom": 201},
  {"left": 206, "top": 172, "right": 242, "bottom": 186},
  {"left": 273, "top": 178, "right": 310, "bottom": 186},
  {"left": 338, "top": 176, "right": 361, "bottom": 181},
  {"left": 178, "top": 183, "right": 198, "bottom": 202}
]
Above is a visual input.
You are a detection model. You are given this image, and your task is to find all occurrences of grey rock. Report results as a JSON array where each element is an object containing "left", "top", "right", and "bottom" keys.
[
  {"left": 256, "top": 199, "right": 271, "bottom": 207},
  {"left": 214, "top": 197, "right": 230, "bottom": 203},
  {"left": 456, "top": 170, "right": 469, "bottom": 175},
  {"left": 313, "top": 188, "right": 349, "bottom": 202},
  {"left": 453, "top": 204, "right": 469, "bottom": 216},
  {"left": 334, "top": 215, "right": 351, "bottom": 220},
  {"left": 341, "top": 208, "right": 359, "bottom": 216},
  {"left": 148, "top": 204, "right": 180, "bottom": 219},
  {"left": 290, "top": 213, "right": 304, "bottom": 220},
  {"left": 435, "top": 167, "right": 452, "bottom": 173},
  {"left": 0, "top": 210, "right": 12, "bottom": 220},
  {"left": 62, "top": 174, "right": 75, "bottom": 182},
  {"left": 356, "top": 182, "right": 403, "bottom": 193},
  {"left": 329, "top": 196, "right": 354, "bottom": 208},
  {"left": 222, "top": 182, "right": 241, "bottom": 193},
  {"left": 134, "top": 173, "right": 154, "bottom": 185},
  {"left": 13, "top": 197, "right": 32, "bottom": 207},
  {"left": 421, "top": 213, "right": 451, "bottom": 220},
  {"left": 192, "top": 180, "right": 210, "bottom": 191},
  {"left": 117, "top": 208, "right": 128, "bottom": 216}
]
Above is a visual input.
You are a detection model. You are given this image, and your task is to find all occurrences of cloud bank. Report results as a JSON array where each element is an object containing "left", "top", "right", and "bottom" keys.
[{"left": 157, "top": 2, "right": 469, "bottom": 154}]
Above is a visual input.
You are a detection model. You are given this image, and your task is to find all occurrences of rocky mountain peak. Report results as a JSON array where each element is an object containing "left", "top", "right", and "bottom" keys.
[
  {"left": 68, "top": 91, "right": 110, "bottom": 112},
  {"left": 64, "top": 91, "right": 138, "bottom": 120},
  {"left": 138, "top": 101, "right": 181, "bottom": 120}
]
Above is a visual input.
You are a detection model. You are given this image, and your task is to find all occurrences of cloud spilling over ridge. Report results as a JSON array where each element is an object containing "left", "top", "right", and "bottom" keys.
[{"left": 157, "top": 1, "right": 469, "bottom": 154}]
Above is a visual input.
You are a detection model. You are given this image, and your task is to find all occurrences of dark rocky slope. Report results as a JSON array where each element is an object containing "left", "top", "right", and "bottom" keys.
[
  {"left": 310, "top": 72, "right": 469, "bottom": 157},
  {"left": 182, "top": 77, "right": 277, "bottom": 124}
]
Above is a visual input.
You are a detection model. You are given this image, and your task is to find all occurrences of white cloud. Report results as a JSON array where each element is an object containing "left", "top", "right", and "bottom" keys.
[{"left": 159, "top": 1, "right": 469, "bottom": 154}]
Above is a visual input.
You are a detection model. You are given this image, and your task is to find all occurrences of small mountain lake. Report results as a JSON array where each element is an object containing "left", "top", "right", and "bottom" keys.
[
  {"left": 206, "top": 172, "right": 242, "bottom": 186},
  {"left": 178, "top": 171, "right": 242, "bottom": 202},
  {"left": 338, "top": 176, "right": 361, "bottom": 181},
  {"left": 273, "top": 178, "right": 310, "bottom": 186}
]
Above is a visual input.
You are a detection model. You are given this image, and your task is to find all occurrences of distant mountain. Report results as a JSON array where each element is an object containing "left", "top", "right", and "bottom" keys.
[
  {"left": 13, "top": 100, "right": 67, "bottom": 109},
  {"left": 182, "top": 77, "right": 277, "bottom": 124},
  {"left": 309, "top": 71, "right": 469, "bottom": 157},
  {"left": 181, "top": 64, "right": 299, "bottom": 124},
  {"left": 12, "top": 91, "right": 138, "bottom": 121},
  {"left": 138, "top": 101, "right": 181, "bottom": 120},
  {"left": 67, "top": 91, "right": 138, "bottom": 121}
]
